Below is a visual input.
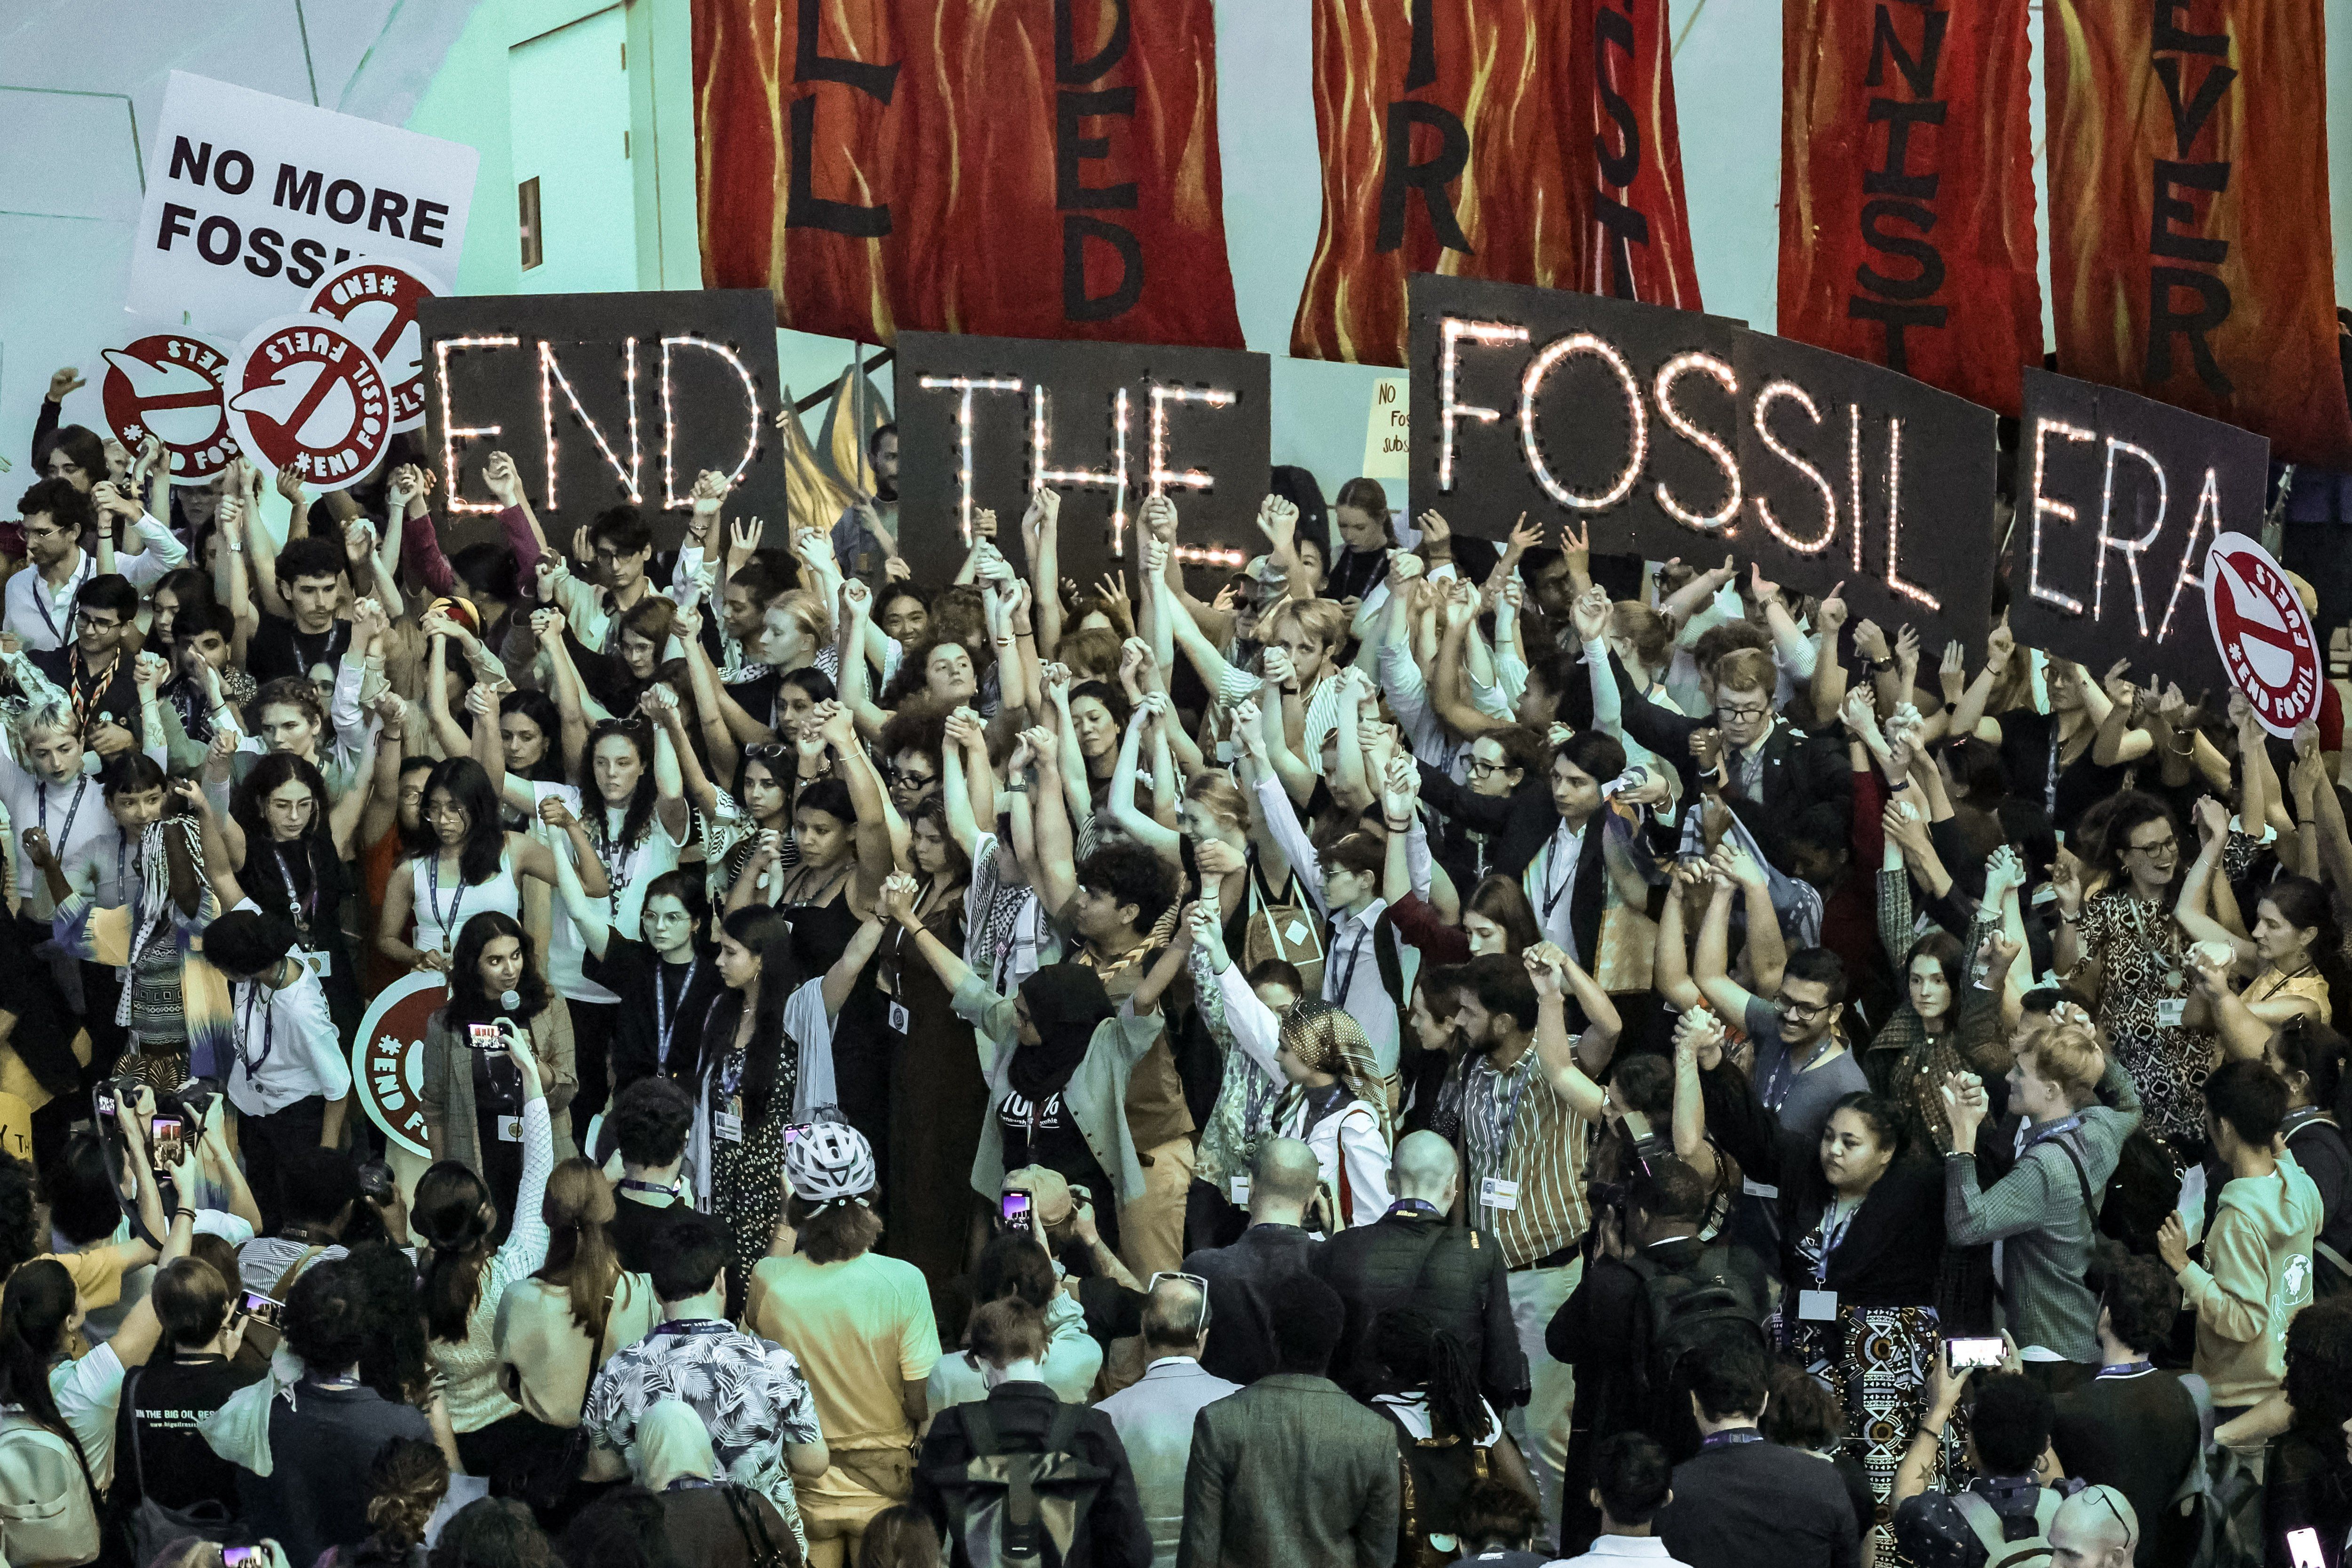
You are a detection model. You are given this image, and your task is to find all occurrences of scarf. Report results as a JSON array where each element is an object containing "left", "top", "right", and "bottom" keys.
[
  {"left": 638, "top": 1399, "right": 721, "bottom": 1490},
  {"left": 1277, "top": 998, "right": 1394, "bottom": 1147},
  {"left": 1008, "top": 963, "right": 1113, "bottom": 1099}
]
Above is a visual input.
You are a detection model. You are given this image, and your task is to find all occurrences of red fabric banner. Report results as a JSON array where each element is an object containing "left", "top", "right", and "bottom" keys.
[
  {"left": 2044, "top": 0, "right": 2352, "bottom": 464},
  {"left": 693, "top": 0, "right": 1244, "bottom": 349},
  {"left": 1778, "top": 0, "right": 2041, "bottom": 415},
  {"left": 1289, "top": 0, "right": 1583, "bottom": 366},
  {"left": 1567, "top": 0, "right": 1703, "bottom": 312}
]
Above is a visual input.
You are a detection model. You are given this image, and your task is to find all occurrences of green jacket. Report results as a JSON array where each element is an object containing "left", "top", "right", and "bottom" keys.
[{"left": 953, "top": 973, "right": 1164, "bottom": 1207}]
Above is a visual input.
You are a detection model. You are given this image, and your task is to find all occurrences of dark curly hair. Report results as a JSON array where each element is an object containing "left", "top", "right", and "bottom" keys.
[
  {"left": 2284, "top": 1296, "right": 2352, "bottom": 1441},
  {"left": 1075, "top": 841, "right": 1178, "bottom": 935}
]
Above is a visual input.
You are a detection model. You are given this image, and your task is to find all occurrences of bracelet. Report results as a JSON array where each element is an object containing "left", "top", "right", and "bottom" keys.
[
  {"left": 174, "top": 1208, "right": 196, "bottom": 1220},
  {"left": 1888, "top": 779, "right": 1912, "bottom": 790},
  {"left": 1868, "top": 657, "right": 1897, "bottom": 672},
  {"left": 2059, "top": 908, "right": 2082, "bottom": 924},
  {"left": 1383, "top": 818, "right": 1411, "bottom": 832}
]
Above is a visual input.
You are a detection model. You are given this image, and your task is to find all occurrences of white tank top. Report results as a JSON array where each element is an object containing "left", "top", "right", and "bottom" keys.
[{"left": 412, "top": 843, "right": 524, "bottom": 955}]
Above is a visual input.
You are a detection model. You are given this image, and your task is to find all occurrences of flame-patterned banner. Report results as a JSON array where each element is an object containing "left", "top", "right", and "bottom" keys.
[
  {"left": 2044, "top": 0, "right": 2352, "bottom": 464},
  {"left": 1778, "top": 0, "right": 2041, "bottom": 415},
  {"left": 1566, "top": 0, "right": 1703, "bottom": 312},
  {"left": 693, "top": 0, "right": 1244, "bottom": 350},
  {"left": 1289, "top": 0, "right": 1583, "bottom": 366}
]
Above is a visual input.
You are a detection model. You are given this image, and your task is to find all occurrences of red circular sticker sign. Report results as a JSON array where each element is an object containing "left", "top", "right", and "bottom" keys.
[
  {"left": 224, "top": 314, "right": 393, "bottom": 492},
  {"left": 2202, "top": 530, "right": 2321, "bottom": 739},
  {"left": 353, "top": 971, "right": 450, "bottom": 1158},
  {"left": 306, "top": 259, "right": 444, "bottom": 433},
  {"left": 100, "top": 335, "right": 238, "bottom": 485}
]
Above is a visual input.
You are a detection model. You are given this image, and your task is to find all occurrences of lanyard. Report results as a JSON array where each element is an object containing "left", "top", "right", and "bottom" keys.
[
  {"left": 1542, "top": 822, "right": 1581, "bottom": 924},
  {"left": 425, "top": 856, "right": 467, "bottom": 951},
  {"left": 1761, "top": 1034, "right": 1835, "bottom": 1112},
  {"left": 1814, "top": 1197, "right": 1860, "bottom": 1284},
  {"left": 29, "top": 555, "right": 91, "bottom": 644},
  {"left": 654, "top": 1319, "right": 734, "bottom": 1338},
  {"left": 596, "top": 811, "right": 635, "bottom": 915},
  {"left": 1386, "top": 1198, "right": 1445, "bottom": 1219},
  {"left": 37, "top": 779, "right": 91, "bottom": 858},
  {"left": 654, "top": 959, "right": 698, "bottom": 1070},
  {"left": 1479, "top": 1055, "right": 1534, "bottom": 1166},
  {"left": 274, "top": 844, "right": 315, "bottom": 939},
  {"left": 2045, "top": 728, "right": 2061, "bottom": 815},
  {"left": 115, "top": 831, "right": 134, "bottom": 906},
  {"left": 2024, "top": 1112, "right": 2084, "bottom": 1151},
  {"left": 1328, "top": 915, "right": 1371, "bottom": 1006},
  {"left": 716, "top": 1046, "right": 747, "bottom": 1103},
  {"left": 1701, "top": 1428, "right": 1763, "bottom": 1449},
  {"left": 237, "top": 981, "right": 275, "bottom": 1076},
  {"left": 619, "top": 1177, "right": 682, "bottom": 1200}
]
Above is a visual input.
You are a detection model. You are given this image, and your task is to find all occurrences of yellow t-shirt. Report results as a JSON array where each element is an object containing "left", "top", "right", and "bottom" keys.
[
  {"left": 745, "top": 1250, "right": 938, "bottom": 1499},
  {"left": 47, "top": 1250, "right": 124, "bottom": 1311}
]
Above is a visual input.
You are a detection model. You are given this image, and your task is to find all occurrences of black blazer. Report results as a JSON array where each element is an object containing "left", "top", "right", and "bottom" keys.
[
  {"left": 1415, "top": 763, "right": 1673, "bottom": 971},
  {"left": 1311, "top": 1210, "right": 1526, "bottom": 1409},
  {"left": 1606, "top": 651, "right": 1852, "bottom": 874},
  {"left": 1698, "top": 1058, "right": 1944, "bottom": 1309}
]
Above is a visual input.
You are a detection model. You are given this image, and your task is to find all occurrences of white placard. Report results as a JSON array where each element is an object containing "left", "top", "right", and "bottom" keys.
[
  {"left": 1362, "top": 375, "right": 1409, "bottom": 480},
  {"left": 127, "top": 72, "right": 478, "bottom": 338}
]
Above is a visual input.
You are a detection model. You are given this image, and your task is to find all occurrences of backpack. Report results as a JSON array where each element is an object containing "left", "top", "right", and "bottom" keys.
[
  {"left": 2168, "top": 1374, "right": 2268, "bottom": 1568},
  {"left": 1243, "top": 861, "right": 1326, "bottom": 997},
  {"left": 119, "top": 1367, "right": 255, "bottom": 1566},
  {"left": 928, "top": 1401, "right": 1113, "bottom": 1568},
  {"left": 2282, "top": 1114, "right": 2352, "bottom": 1297},
  {"left": 1624, "top": 1244, "right": 1767, "bottom": 1441},
  {"left": 0, "top": 1412, "right": 101, "bottom": 1568},
  {"left": 1947, "top": 1486, "right": 2064, "bottom": 1568}
]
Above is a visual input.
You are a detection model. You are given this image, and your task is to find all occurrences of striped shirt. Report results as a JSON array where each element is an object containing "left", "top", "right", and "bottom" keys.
[{"left": 1461, "top": 1048, "right": 1593, "bottom": 1269}]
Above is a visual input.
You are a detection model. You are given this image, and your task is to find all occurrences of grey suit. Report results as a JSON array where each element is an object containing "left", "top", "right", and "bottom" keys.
[
  {"left": 1097, "top": 1357, "right": 1242, "bottom": 1568},
  {"left": 1177, "top": 1372, "right": 1399, "bottom": 1568}
]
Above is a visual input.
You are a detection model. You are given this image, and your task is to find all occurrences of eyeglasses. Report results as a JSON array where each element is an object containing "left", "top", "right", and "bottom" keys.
[
  {"left": 2126, "top": 836, "right": 2178, "bottom": 857},
  {"left": 885, "top": 767, "right": 938, "bottom": 789},
  {"left": 2089, "top": 1487, "right": 2136, "bottom": 1548},
  {"left": 1715, "top": 702, "right": 1771, "bottom": 723},
  {"left": 1780, "top": 997, "right": 1836, "bottom": 1020},
  {"left": 1467, "top": 756, "right": 1513, "bottom": 779},
  {"left": 1145, "top": 1271, "right": 1214, "bottom": 1339}
]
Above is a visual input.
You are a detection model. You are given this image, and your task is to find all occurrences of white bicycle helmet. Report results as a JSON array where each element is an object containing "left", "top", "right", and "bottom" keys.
[{"left": 783, "top": 1121, "right": 876, "bottom": 1208}]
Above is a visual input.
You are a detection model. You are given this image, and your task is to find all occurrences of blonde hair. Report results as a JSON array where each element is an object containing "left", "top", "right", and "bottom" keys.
[
  {"left": 2020, "top": 1023, "right": 2105, "bottom": 1108},
  {"left": 1265, "top": 597, "right": 1347, "bottom": 654},
  {"left": 11, "top": 697, "right": 75, "bottom": 748},
  {"left": 771, "top": 589, "right": 834, "bottom": 648},
  {"left": 1713, "top": 647, "right": 1774, "bottom": 696},
  {"left": 1185, "top": 772, "right": 1252, "bottom": 835}
]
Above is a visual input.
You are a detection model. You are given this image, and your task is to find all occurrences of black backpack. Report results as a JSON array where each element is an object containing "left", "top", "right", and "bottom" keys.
[
  {"left": 1625, "top": 1244, "right": 1768, "bottom": 1446},
  {"left": 925, "top": 1402, "right": 1114, "bottom": 1568}
]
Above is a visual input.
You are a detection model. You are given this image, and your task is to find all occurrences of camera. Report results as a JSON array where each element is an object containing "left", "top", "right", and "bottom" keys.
[{"left": 357, "top": 1160, "right": 395, "bottom": 1204}]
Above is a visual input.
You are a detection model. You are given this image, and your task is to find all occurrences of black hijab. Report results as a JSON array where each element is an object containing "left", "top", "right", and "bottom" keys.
[{"left": 1009, "top": 963, "right": 1114, "bottom": 1098}]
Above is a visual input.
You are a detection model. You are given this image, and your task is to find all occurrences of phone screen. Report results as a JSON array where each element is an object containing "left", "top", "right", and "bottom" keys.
[
  {"left": 150, "top": 1115, "right": 183, "bottom": 1164},
  {"left": 241, "top": 1291, "right": 286, "bottom": 1331},
  {"left": 2286, "top": 1528, "right": 2325, "bottom": 1568},
  {"left": 95, "top": 1091, "right": 117, "bottom": 1119},
  {"left": 466, "top": 1022, "right": 504, "bottom": 1051},
  {"left": 1001, "top": 1192, "right": 1032, "bottom": 1230},
  {"left": 1945, "top": 1336, "right": 2007, "bottom": 1372},
  {"left": 222, "top": 1549, "right": 263, "bottom": 1568}
]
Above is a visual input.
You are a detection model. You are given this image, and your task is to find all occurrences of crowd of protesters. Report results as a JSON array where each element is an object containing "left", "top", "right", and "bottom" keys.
[{"left": 0, "top": 360, "right": 2346, "bottom": 1568}]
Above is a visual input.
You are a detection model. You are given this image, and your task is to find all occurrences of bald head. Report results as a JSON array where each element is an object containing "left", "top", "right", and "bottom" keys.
[
  {"left": 1250, "top": 1138, "right": 1321, "bottom": 1224},
  {"left": 1391, "top": 1131, "right": 1459, "bottom": 1208},
  {"left": 2050, "top": 1486, "right": 2135, "bottom": 1568},
  {"left": 1141, "top": 1273, "right": 1208, "bottom": 1354}
]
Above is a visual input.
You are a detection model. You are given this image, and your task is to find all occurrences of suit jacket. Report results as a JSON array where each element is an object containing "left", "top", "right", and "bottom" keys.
[
  {"left": 913, "top": 1380, "right": 1153, "bottom": 1568},
  {"left": 1183, "top": 1225, "right": 1321, "bottom": 1387},
  {"left": 1311, "top": 1209, "right": 1525, "bottom": 1409},
  {"left": 1656, "top": 1433, "right": 1860, "bottom": 1568},
  {"left": 1097, "top": 1358, "right": 1242, "bottom": 1568},
  {"left": 1606, "top": 652, "right": 1851, "bottom": 874},
  {"left": 1177, "top": 1372, "right": 1399, "bottom": 1568},
  {"left": 1415, "top": 764, "right": 1674, "bottom": 974}
]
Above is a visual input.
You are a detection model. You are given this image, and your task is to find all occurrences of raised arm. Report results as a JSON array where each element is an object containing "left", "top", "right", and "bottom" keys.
[
  {"left": 1526, "top": 945, "right": 1610, "bottom": 1121},
  {"left": 1105, "top": 698, "right": 1182, "bottom": 861},
  {"left": 817, "top": 700, "right": 899, "bottom": 914},
  {"left": 1691, "top": 874, "right": 1762, "bottom": 1025},
  {"left": 1025, "top": 488, "right": 1065, "bottom": 660},
  {"left": 2175, "top": 796, "right": 2255, "bottom": 965}
]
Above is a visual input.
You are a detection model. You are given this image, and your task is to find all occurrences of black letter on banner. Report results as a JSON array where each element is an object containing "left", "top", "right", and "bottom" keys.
[
  {"left": 1377, "top": 102, "right": 1473, "bottom": 253},
  {"left": 2148, "top": 161, "right": 2229, "bottom": 263},
  {"left": 1055, "top": 0, "right": 1130, "bottom": 83},
  {"left": 1057, "top": 90, "right": 1139, "bottom": 210},
  {"left": 1856, "top": 199, "right": 1946, "bottom": 300},
  {"left": 787, "top": 0, "right": 899, "bottom": 237},
  {"left": 1593, "top": 7, "right": 1641, "bottom": 187},
  {"left": 1863, "top": 100, "right": 1947, "bottom": 201},
  {"left": 2147, "top": 268, "right": 2233, "bottom": 394},
  {"left": 1865, "top": 6, "right": 1948, "bottom": 96},
  {"left": 1064, "top": 216, "right": 1144, "bottom": 321},
  {"left": 2153, "top": 57, "right": 2237, "bottom": 158}
]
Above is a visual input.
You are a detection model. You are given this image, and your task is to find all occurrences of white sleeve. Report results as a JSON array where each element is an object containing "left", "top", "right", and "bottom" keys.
[
  {"left": 787, "top": 977, "right": 837, "bottom": 1122},
  {"left": 1251, "top": 774, "right": 1327, "bottom": 918},
  {"left": 115, "top": 517, "right": 191, "bottom": 588},
  {"left": 1337, "top": 1105, "right": 1393, "bottom": 1226},
  {"left": 1212, "top": 961, "right": 1284, "bottom": 1085}
]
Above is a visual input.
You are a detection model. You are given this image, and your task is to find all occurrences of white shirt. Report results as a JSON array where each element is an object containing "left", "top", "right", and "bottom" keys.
[
  {"left": 1548, "top": 1537, "right": 1695, "bottom": 1568},
  {"left": 533, "top": 782, "right": 690, "bottom": 1002},
  {"left": 222, "top": 938, "right": 352, "bottom": 1116},
  {"left": 1324, "top": 899, "right": 1402, "bottom": 1076},
  {"left": 1531, "top": 817, "right": 1590, "bottom": 963},
  {"left": 1, "top": 525, "right": 189, "bottom": 652},
  {"left": 0, "top": 756, "right": 112, "bottom": 916}
]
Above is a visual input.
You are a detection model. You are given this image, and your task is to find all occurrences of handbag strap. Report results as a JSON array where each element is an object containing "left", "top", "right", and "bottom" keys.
[
  {"left": 575, "top": 1274, "right": 626, "bottom": 1414},
  {"left": 718, "top": 1482, "right": 784, "bottom": 1568},
  {"left": 271, "top": 1244, "right": 326, "bottom": 1302}
]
